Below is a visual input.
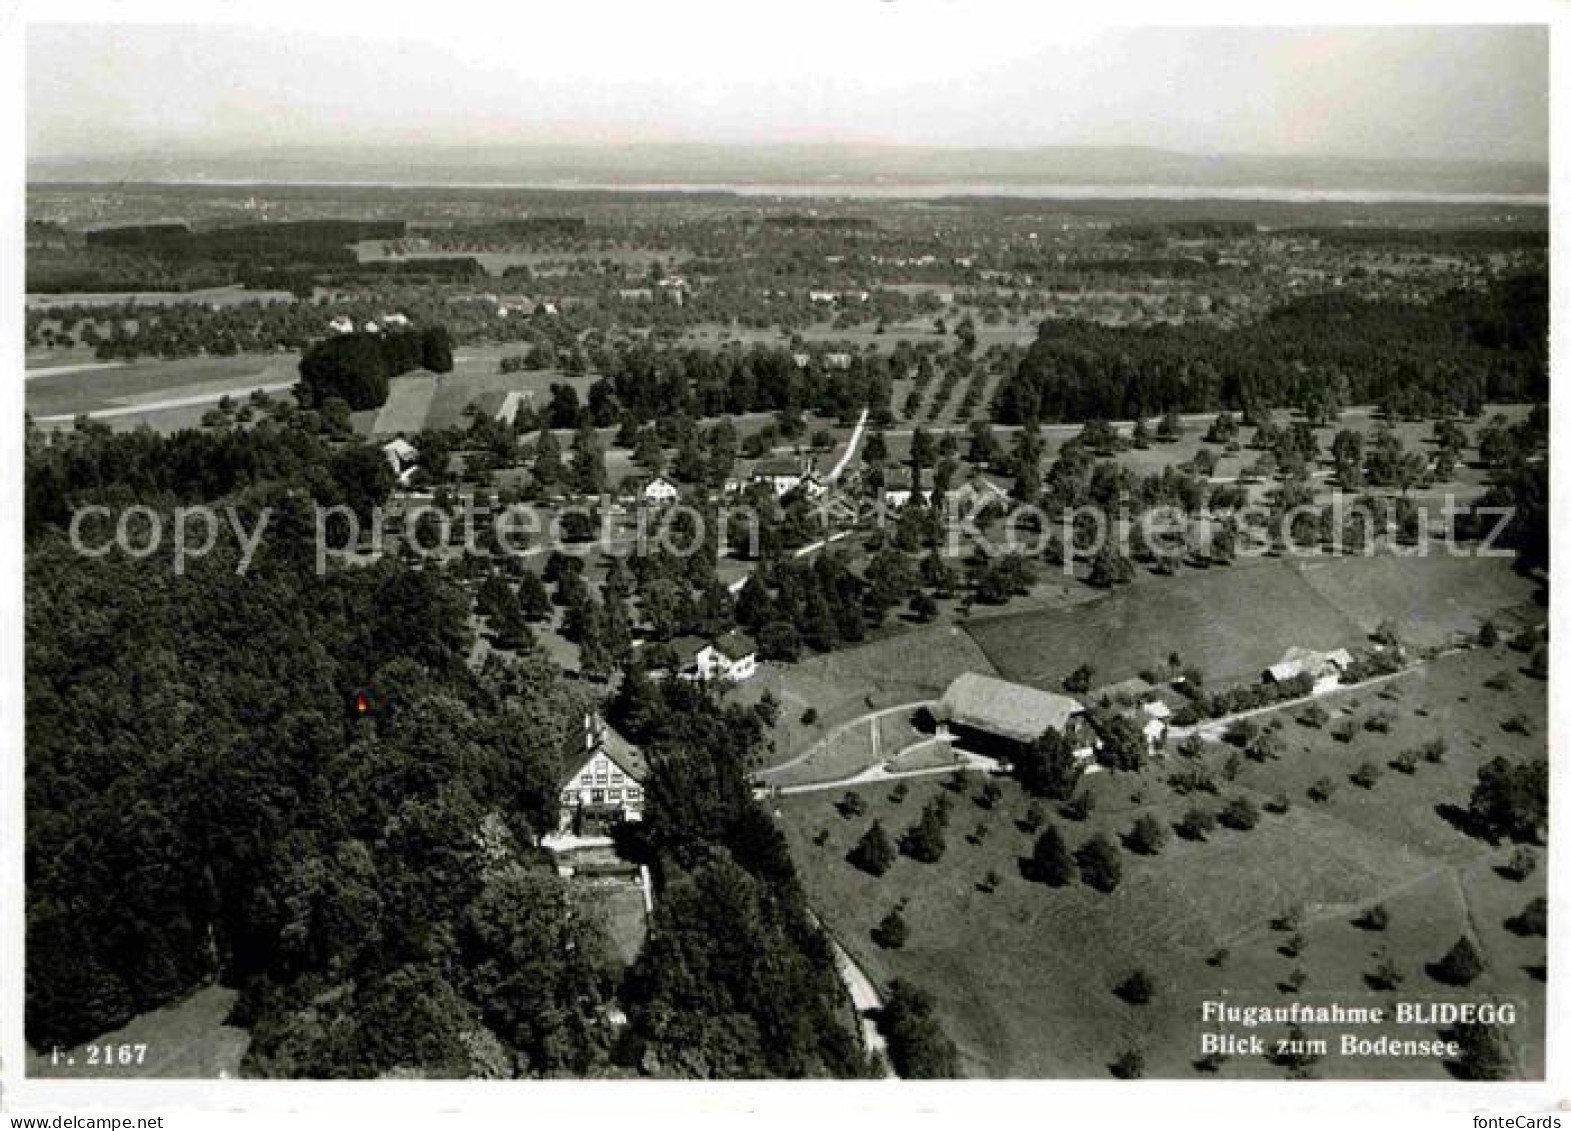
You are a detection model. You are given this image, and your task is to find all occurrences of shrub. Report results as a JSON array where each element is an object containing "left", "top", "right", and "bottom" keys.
[
  {"left": 1175, "top": 806, "right": 1217, "bottom": 841},
  {"left": 872, "top": 907, "right": 909, "bottom": 950},
  {"left": 1297, "top": 702, "right": 1329, "bottom": 729},
  {"left": 1307, "top": 776, "right": 1337, "bottom": 803},
  {"left": 1431, "top": 935, "right": 1486, "bottom": 986},
  {"left": 1075, "top": 834, "right": 1123, "bottom": 893},
  {"left": 1030, "top": 825, "right": 1076, "bottom": 886},
  {"left": 1109, "top": 1048, "right": 1144, "bottom": 1080},
  {"left": 847, "top": 821, "right": 896, "bottom": 876},
  {"left": 1125, "top": 813, "right": 1168, "bottom": 856},
  {"left": 1357, "top": 903, "right": 1390, "bottom": 931},
  {"left": 801, "top": 707, "right": 819, "bottom": 725},
  {"left": 1350, "top": 761, "right": 1382, "bottom": 789},
  {"left": 1114, "top": 969, "right": 1155, "bottom": 1005},
  {"left": 1504, "top": 846, "right": 1537, "bottom": 881},
  {"left": 1220, "top": 795, "right": 1260, "bottom": 831},
  {"left": 839, "top": 791, "right": 867, "bottom": 818},
  {"left": 1507, "top": 897, "right": 1547, "bottom": 937}
]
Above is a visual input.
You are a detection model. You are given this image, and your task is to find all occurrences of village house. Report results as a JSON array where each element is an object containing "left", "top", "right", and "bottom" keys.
[
  {"left": 381, "top": 438, "right": 420, "bottom": 486},
  {"left": 1263, "top": 646, "right": 1354, "bottom": 694},
  {"left": 555, "top": 714, "right": 648, "bottom": 837},
  {"left": 751, "top": 456, "right": 812, "bottom": 497},
  {"left": 931, "top": 672, "right": 1096, "bottom": 765},
  {"left": 1090, "top": 677, "right": 1171, "bottom": 753},
  {"left": 693, "top": 631, "right": 758, "bottom": 683},
  {"left": 881, "top": 467, "right": 935, "bottom": 509},
  {"left": 327, "top": 313, "right": 356, "bottom": 335},
  {"left": 638, "top": 475, "right": 680, "bottom": 506}
]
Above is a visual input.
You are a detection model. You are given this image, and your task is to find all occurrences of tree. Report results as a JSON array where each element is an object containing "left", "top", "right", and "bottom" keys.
[
  {"left": 296, "top": 332, "right": 391, "bottom": 410},
  {"left": 909, "top": 589, "right": 938, "bottom": 623},
  {"left": 1109, "top": 1047, "right": 1145, "bottom": 1079},
  {"left": 1508, "top": 896, "right": 1547, "bottom": 938},
  {"left": 1014, "top": 728, "right": 1085, "bottom": 802},
  {"left": 1030, "top": 825, "right": 1075, "bottom": 886},
  {"left": 1431, "top": 935, "right": 1486, "bottom": 986},
  {"left": 419, "top": 325, "right": 454, "bottom": 373},
  {"left": 1126, "top": 813, "right": 1167, "bottom": 856},
  {"left": 532, "top": 429, "right": 564, "bottom": 489},
  {"left": 1063, "top": 664, "right": 1096, "bottom": 694},
  {"left": 516, "top": 570, "right": 551, "bottom": 621},
  {"left": 1114, "top": 969, "right": 1155, "bottom": 1005},
  {"left": 1075, "top": 834, "right": 1122, "bottom": 893},
  {"left": 878, "top": 980, "right": 960, "bottom": 1078},
  {"left": 1450, "top": 1022, "right": 1514, "bottom": 1080},
  {"left": 570, "top": 424, "right": 607, "bottom": 495},
  {"left": 847, "top": 821, "right": 895, "bottom": 877},
  {"left": 1467, "top": 757, "right": 1548, "bottom": 843},
  {"left": 1219, "top": 796, "right": 1259, "bottom": 831},
  {"left": 901, "top": 799, "right": 948, "bottom": 863},
  {"left": 872, "top": 906, "right": 908, "bottom": 949},
  {"left": 1175, "top": 806, "right": 1216, "bottom": 841}
]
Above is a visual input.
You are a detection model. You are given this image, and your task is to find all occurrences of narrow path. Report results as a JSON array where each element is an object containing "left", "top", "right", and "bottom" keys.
[
  {"left": 825, "top": 407, "right": 870, "bottom": 483},
  {"left": 804, "top": 910, "right": 895, "bottom": 1077},
  {"left": 34, "top": 380, "right": 296, "bottom": 422},
  {"left": 775, "top": 746, "right": 1001, "bottom": 796},
  {"left": 756, "top": 700, "right": 933, "bottom": 782}
]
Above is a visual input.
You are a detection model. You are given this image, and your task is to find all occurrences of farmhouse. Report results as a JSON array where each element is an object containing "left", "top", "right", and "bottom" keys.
[
  {"left": 672, "top": 631, "right": 759, "bottom": 683},
  {"left": 881, "top": 467, "right": 935, "bottom": 509},
  {"left": 750, "top": 457, "right": 820, "bottom": 497},
  {"left": 933, "top": 672, "right": 1094, "bottom": 762},
  {"left": 381, "top": 438, "right": 419, "bottom": 486},
  {"left": 1264, "top": 646, "right": 1354, "bottom": 694},
  {"left": 637, "top": 475, "right": 680, "bottom": 506},
  {"left": 556, "top": 714, "right": 648, "bottom": 836}
]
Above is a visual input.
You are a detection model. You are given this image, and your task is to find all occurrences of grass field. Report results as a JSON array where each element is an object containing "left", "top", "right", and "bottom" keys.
[
  {"left": 776, "top": 646, "right": 1546, "bottom": 1079},
  {"left": 963, "top": 553, "right": 1539, "bottom": 695},
  {"left": 369, "top": 371, "right": 440, "bottom": 436},
  {"left": 26, "top": 985, "right": 249, "bottom": 1079},
  {"left": 25, "top": 352, "right": 300, "bottom": 420},
  {"left": 739, "top": 623, "right": 997, "bottom": 770},
  {"left": 965, "top": 558, "right": 1366, "bottom": 691}
]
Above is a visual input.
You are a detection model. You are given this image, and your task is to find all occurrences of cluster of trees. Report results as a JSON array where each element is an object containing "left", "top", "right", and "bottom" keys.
[
  {"left": 24, "top": 416, "right": 395, "bottom": 537},
  {"left": 995, "top": 273, "right": 1546, "bottom": 427},
  {"left": 295, "top": 326, "right": 454, "bottom": 412},
  {"left": 531, "top": 342, "right": 888, "bottom": 430},
  {"left": 25, "top": 415, "right": 893, "bottom": 1079}
]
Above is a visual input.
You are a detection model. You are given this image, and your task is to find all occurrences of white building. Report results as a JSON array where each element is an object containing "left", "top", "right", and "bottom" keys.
[
  {"left": 381, "top": 438, "right": 419, "bottom": 486},
  {"left": 327, "top": 314, "right": 356, "bottom": 335},
  {"left": 555, "top": 715, "right": 647, "bottom": 836},
  {"left": 692, "top": 632, "right": 758, "bottom": 683},
  {"left": 641, "top": 475, "right": 680, "bottom": 506},
  {"left": 1264, "top": 647, "right": 1354, "bottom": 694}
]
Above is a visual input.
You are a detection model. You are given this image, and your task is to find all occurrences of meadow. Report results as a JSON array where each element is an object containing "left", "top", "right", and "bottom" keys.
[{"left": 775, "top": 645, "right": 1546, "bottom": 1078}]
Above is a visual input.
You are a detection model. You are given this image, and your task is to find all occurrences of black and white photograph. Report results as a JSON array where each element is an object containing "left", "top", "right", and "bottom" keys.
[{"left": 2, "top": 1, "right": 1563, "bottom": 1120}]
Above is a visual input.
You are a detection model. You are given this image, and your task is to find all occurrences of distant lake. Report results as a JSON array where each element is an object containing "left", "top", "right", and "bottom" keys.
[{"left": 138, "top": 179, "right": 1547, "bottom": 206}]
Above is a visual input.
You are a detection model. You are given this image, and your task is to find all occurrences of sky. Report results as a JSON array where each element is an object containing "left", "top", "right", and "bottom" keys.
[{"left": 25, "top": 10, "right": 1551, "bottom": 165}]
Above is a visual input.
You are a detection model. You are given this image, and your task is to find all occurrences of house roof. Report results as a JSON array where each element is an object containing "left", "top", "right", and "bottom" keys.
[
  {"left": 883, "top": 467, "right": 934, "bottom": 493},
  {"left": 667, "top": 634, "right": 709, "bottom": 661},
  {"left": 711, "top": 630, "right": 756, "bottom": 661},
  {"left": 1265, "top": 646, "right": 1353, "bottom": 682},
  {"left": 937, "top": 672, "right": 1083, "bottom": 745},
  {"left": 561, "top": 715, "right": 648, "bottom": 787},
  {"left": 754, "top": 457, "right": 804, "bottom": 478},
  {"left": 1088, "top": 677, "right": 1154, "bottom": 707}
]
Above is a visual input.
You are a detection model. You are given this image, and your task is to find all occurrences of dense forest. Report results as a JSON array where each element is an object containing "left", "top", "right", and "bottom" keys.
[
  {"left": 25, "top": 422, "right": 873, "bottom": 1077},
  {"left": 994, "top": 272, "right": 1548, "bottom": 425}
]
